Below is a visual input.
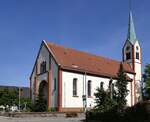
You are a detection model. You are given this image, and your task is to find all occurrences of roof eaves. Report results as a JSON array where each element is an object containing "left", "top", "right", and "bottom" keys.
[
  {"left": 43, "top": 40, "right": 61, "bottom": 66},
  {"left": 29, "top": 41, "right": 45, "bottom": 80},
  {"left": 61, "top": 65, "right": 117, "bottom": 79}
]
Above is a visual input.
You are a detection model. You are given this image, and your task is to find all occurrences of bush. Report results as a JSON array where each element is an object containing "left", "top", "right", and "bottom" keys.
[
  {"left": 86, "top": 102, "right": 150, "bottom": 122},
  {"left": 86, "top": 108, "right": 123, "bottom": 122},
  {"left": 124, "top": 102, "right": 150, "bottom": 122},
  {"left": 47, "top": 107, "right": 56, "bottom": 112},
  {"left": 66, "top": 112, "right": 78, "bottom": 118},
  {"left": 94, "top": 87, "right": 117, "bottom": 113}
]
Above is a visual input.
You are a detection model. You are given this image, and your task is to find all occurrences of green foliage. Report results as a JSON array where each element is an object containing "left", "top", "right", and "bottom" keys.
[
  {"left": 31, "top": 83, "right": 47, "bottom": 112},
  {"left": 20, "top": 98, "right": 32, "bottom": 112},
  {"left": 144, "top": 64, "right": 150, "bottom": 99},
  {"left": 87, "top": 63, "right": 150, "bottom": 122},
  {"left": 115, "top": 63, "right": 129, "bottom": 109},
  {"left": 48, "top": 107, "right": 56, "bottom": 112},
  {"left": 86, "top": 102, "right": 150, "bottom": 122},
  {"left": 124, "top": 102, "right": 150, "bottom": 122},
  {"left": 0, "top": 88, "right": 18, "bottom": 106},
  {"left": 93, "top": 63, "right": 129, "bottom": 113},
  {"left": 94, "top": 87, "right": 117, "bottom": 112},
  {"left": 0, "top": 88, "right": 32, "bottom": 111}
]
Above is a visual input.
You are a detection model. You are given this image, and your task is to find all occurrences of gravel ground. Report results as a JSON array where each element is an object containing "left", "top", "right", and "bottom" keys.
[{"left": 0, "top": 116, "right": 85, "bottom": 122}]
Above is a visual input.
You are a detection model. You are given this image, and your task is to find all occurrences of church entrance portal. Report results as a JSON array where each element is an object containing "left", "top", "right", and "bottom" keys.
[{"left": 39, "top": 80, "right": 48, "bottom": 102}]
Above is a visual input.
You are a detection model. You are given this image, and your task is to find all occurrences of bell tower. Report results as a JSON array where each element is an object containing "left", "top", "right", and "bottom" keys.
[{"left": 122, "top": 11, "right": 142, "bottom": 105}]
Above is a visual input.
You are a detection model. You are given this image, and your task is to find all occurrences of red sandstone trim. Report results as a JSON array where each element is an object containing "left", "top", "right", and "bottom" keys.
[
  {"left": 30, "top": 80, "right": 32, "bottom": 99},
  {"left": 132, "top": 46, "right": 136, "bottom": 104},
  {"left": 130, "top": 81, "right": 133, "bottom": 106},
  {"left": 72, "top": 96, "right": 79, "bottom": 97},
  {"left": 140, "top": 47, "right": 142, "bottom": 81},
  {"left": 58, "top": 69, "right": 62, "bottom": 112},
  {"left": 48, "top": 71, "right": 51, "bottom": 109},
  {"left": 60, "top": 107, "right": 83, "bottom": 112},
  {"left": 88, "top": 96, "right": 93, "bottom": 98},
  {"left": 34, "top": 77, "right": 38, "bottom": 99}
]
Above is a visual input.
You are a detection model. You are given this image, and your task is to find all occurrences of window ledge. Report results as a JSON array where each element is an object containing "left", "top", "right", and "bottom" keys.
[
  {"left": 88, "top": 96, "right": 93, "bottom": 98},
  {"left": 73, "top": 95, "right": 79, "bottom": 97},
  {"left": 37, "top": 71, "right": 48, "bottom": 76}
]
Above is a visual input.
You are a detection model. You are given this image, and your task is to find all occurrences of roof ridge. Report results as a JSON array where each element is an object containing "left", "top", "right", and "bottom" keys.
[{"left": 46, "top": 41, "right": 122, "bottom": 64}]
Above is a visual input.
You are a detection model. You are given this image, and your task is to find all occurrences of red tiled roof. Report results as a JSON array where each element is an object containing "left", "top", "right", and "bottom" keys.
[{"left": 46, "top": 42, "right": 134, "bottom": 79}]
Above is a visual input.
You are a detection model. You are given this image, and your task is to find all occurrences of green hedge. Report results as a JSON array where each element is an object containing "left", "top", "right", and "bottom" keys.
[{"left": 86, "top": 102, "right": 150, "bottom": 122}]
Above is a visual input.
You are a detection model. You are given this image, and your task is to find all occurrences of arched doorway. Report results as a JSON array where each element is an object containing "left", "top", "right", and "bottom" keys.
[{"left": 39, "top": 80, "right": 48, "bottom": 101}]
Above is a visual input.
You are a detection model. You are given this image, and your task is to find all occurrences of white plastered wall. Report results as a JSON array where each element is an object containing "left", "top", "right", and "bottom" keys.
[
  {"left": 123, "top": 40, "right": 142, "bottom": 103},
  {"left": 62, "top": 71, "right": 132, "bottom": 109}
]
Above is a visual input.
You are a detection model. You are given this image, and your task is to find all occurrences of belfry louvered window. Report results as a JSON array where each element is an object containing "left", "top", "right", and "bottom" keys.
[
  {"left": 126, "top": 52, "right": 131, "bottom": 60},
  {"left": 136, "top": 52, "right": 139, "bottom": 60}
]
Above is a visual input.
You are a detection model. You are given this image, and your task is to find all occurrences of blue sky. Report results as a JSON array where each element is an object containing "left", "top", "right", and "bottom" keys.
[{"left": 0, "top": 0, "right": 149, "bottom": 87}]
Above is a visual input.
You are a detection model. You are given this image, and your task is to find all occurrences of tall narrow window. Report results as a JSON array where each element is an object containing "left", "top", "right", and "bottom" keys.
[
  {"left": 112, "top": 83, "right": 114, "bottom": 92},
  {"left": 88, "top": 80, "right": 92, "bottom": 96},
  {"left": 54, "top": 78, "right": 56, "bottom": 91},
  {"left": 109, "top": 80, "right": 112, "bottom": 89},
  {"left": 73, "top": 78, "right": 77, "bottom": 96},
  {"left": 109, "top": 80, "right": 113, "bottom": 99},
  {"left": 136, "top": 52, "right": 139, "bottom": 60},
  {"left": 40, "top": 61, "right": 46, "bottom": 73},
  {"left": 40, "top": 63, "right": 42, "bottom": 73},
  {"left": 100, "top": 82, "right": 104, "bottom": 90},
  {"left": 126, "top": 52, "right": 131, "bottom": 60},
  {"left": 43, "top": 61, "right": 46, "bottom": 72}
]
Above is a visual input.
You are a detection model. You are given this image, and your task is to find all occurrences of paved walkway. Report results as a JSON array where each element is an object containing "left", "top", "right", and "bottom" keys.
[{"left": 0, "top": 116, "right": 85, "bottom": 122}]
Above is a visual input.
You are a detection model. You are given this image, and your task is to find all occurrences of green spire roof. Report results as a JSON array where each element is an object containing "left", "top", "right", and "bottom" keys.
[{"left": 127, "top": 11, "right": 137, "bottom": 44}]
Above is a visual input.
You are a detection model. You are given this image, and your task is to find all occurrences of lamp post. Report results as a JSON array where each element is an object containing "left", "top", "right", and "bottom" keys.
[
  {"left": 18, "top": 87, "right": 21, "bottom": 112},
  {"left": 82, "top": 72, "right": 87, "bottom": 113}
]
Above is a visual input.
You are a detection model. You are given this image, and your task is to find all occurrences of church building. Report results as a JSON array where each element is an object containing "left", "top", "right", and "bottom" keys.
[{"left": 30, "top": 11, "right": 142, "bottom": 112}]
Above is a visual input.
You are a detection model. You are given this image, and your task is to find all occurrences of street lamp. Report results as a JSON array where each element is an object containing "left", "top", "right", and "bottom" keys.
[
  {"left": 18, "top": 87, "right": 21, "bottom": 112},
  {"left": 82, "top": 72, "right": 87, "bottom": 113}
]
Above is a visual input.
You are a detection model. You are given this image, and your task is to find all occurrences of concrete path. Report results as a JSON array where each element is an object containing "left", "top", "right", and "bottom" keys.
[{"left": 0, "top": 116, "right": 85, "bottom": 122}]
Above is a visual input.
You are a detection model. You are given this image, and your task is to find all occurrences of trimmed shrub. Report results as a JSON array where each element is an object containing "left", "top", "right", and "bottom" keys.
[
  {"left": 66, "top": 112, "right": 78, "bottom": 118},
  {"left": 86, "top": 101, "right": 150, "bottom": 122}
]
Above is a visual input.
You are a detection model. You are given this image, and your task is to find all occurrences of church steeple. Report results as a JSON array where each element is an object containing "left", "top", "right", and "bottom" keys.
[
  {"left": 127, "top": 11, "right": 137, "bottom": 44},
  {"left": 122, "top": 8, "right": 142, "bottom": 105}
]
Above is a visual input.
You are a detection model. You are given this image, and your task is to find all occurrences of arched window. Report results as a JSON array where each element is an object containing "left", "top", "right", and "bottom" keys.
[
  {"left": 40, "top": 61, "right": 46, "bottom": 73},
  {"left": 100, "top": 82, "right": 104, "bottom": 90},
  {"left": 109, "top": 80, "right": 112, "bottom": 89},
  {"left": 126, "top": 46, "right": 130, "bottom": 51},
  {"left": 73, "top": 78, "right": 77, "bottom": 96},
  {"left": 112, "top": 83, "right": 114, "bottom": 92},
  {"left": 88, "top": 80, "right": 92, "bottom": 96}
]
